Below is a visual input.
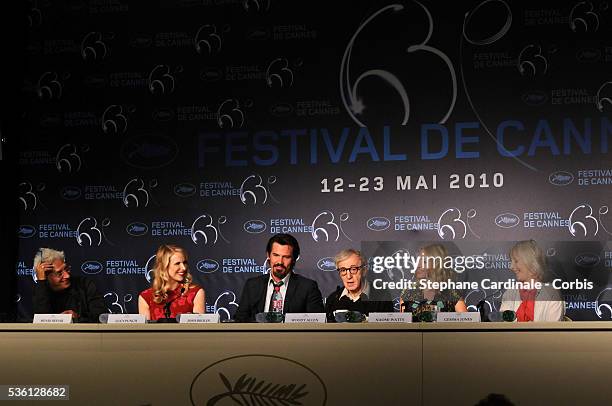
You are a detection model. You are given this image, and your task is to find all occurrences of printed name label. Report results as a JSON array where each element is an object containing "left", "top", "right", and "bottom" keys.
[
  {"left": 284, "top": 313, "right": 327, "bottom": 323},
  {"left": 369, "top": 312, "right": 413, "bottom": 323}
]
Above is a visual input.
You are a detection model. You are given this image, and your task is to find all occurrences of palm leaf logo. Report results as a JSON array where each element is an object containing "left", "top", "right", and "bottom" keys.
[{"left": 207, "top": 373, "right": 309, "bottom": 405}]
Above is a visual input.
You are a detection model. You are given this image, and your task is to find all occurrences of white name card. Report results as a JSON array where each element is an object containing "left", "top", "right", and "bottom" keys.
[
  {"left": 178, "top": 313, "right": 220, "bottom": 323},
  {"left": 436, "top": 312, "right": 481, "bottom": 323},
  {"left": 107, "top": 314, "right": 146, "bottom": 324},
  {"left": 284, "top": 313, "right": 327, "bottom": 323},
  {"left": 369, "top": 312, "right": 413, "bottom": 323},
  {"left": 33, "top": 314, "right": 73, "bottom": 324}
]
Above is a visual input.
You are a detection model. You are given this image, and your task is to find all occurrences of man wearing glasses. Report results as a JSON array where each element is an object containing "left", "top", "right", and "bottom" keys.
[
  {"left": 325, "top": 248, "right": 394, "bottom": 322},
  {"left": 32, "top": 247, "right": 106, "bottom": 322}
]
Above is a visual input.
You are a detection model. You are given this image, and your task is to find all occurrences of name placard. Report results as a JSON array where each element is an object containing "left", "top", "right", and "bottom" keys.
[
  {"left": 33, "top": 314, "right": 73, "bottom": 324},
  {"left": 178, "top": 313, "right": 220, "bottom": 323},
  {"left": 369, "top": 312, "right": 413, "bottom": 323},
  {"left": 436, "top": 312, "right": 481, "bottom": 323},
  {"left": 284, "top": 313, "right": 326, "bottom": 323},
  {"left": 107, "top": 314, "right": 146, "bottom": 324}
]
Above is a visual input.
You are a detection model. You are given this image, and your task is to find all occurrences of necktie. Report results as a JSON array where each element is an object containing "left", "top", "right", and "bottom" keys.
[{"left": 268, "top": 280, "right": 284, "bottom": 313}]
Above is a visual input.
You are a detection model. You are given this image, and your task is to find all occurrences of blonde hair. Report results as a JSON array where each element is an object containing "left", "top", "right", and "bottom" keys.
[
  {"left": 510, "top": 240, "right": 547, "bottom": 282},
  {"left": 419, "top": 244, "right": 456, "bottom": 283},
  {"left": 151, "top": 244, "right": 193, "bottom": 304}
]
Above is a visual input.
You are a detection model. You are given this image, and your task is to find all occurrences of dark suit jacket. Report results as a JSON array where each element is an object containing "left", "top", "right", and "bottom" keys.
[
  {"left": 234, "top": 273, "right": 324, "bottom": 322},
  {"left": 32, "top": 276, "right": 106, "bottom": 323}
]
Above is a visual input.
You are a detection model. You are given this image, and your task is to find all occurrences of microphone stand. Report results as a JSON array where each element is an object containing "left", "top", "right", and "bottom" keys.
[{"left": 155, "top": 286, "right": 185, "bottom": 323}]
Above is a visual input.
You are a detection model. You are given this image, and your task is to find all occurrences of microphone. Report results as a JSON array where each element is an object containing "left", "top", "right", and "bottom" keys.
[
  {"left": 475, "top": 289, "right": 503, "bottom": 322},
  {"left": 157, "top": 285, "right": 185, "bottom": 323}
]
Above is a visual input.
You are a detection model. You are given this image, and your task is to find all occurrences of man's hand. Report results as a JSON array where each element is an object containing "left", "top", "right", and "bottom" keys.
[{"left": 35, "top": 262, "right": 53, "bottom": 281}]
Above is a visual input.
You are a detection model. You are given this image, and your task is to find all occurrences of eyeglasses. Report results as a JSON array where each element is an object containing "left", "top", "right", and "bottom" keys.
[
  {"left": 337, "top": 265, "right": 363, "bottom": 275},
  {"left": 49, "top": 266, "right": 71, "bottom": 278}
]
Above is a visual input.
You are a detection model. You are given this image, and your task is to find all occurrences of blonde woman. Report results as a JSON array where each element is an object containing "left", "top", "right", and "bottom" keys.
[
  {"left": 400, "top": 244, "right": 468, "bottom": 317},
  {"left": 139, "top": 245, "right": 205, "bottom": 320},
  {"left": 499, "top": 240, "right": 564, "bottom": 322}
]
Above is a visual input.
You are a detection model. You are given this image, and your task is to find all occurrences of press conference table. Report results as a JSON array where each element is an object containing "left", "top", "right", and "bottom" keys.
[{"left": 1, "top": 322, "right": 612, "bottom": 405}]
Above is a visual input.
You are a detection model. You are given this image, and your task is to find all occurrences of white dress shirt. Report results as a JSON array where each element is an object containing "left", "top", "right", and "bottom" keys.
[{"left": 264, "top": 272, "right": 291, "bottom": 312}]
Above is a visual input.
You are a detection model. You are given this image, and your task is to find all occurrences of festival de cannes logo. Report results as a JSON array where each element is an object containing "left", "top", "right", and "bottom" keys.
[
  {"left": 213, "top": 291, "right": 239, "bottom": 321},
  {"left": 196, "top": 259, "right": 219, "bottom": 274},
  {"left": 61, "top": 186, "right": 82, "bottom": 200},
  {"left": 317, "top": 257, "right": 336, "bottom": 272},
  {"left": 104, "top": 291, "right": 134, "bottom": 314},
  {"left": 102, "top": 104, "right": 128, "bottom": 134},
  {"left": 494, "top": 213, "right": 520, "bottom": 228},
  {"left": 56, "top": 144, "right": 82, "bottom": 173},
  {"left": 190, "top": 355, "right": 327, "bottom": 405},
  {"left": 575, "top": 253, "right": 601, "bottom": 267},
  {"left": 148, "top": 64, "right": 179, "bottom": 95},
  {"left": 269, "top": 102, "right": 294, "bottom": 117},
  {"left": 120, "top": 133, "right": 179, "bottom": 169},
  {"left": 569, "top": 1, "right": 600, "bottom": 32},
  {"left": 340, "top": 1, "right": 457, "bottom": 127},
  {"left": 548, "top": 171, "right": 574, "bottom": 186},
  {"left": 126, "top": 222, "right": 148, "bottom": 237},
  {"left": 521, "top": 90, "right": 548, "bottom": 106},
  {"left": 37, "top": 71, "right": 64, "bottom": 100},
  {"left": 122, "top": 178, "right": 151, "bottom": 208},
  {"left": 576, "top": 48, "right": 601, "bottom": 63},
  {"left": 18, "top": 225, "right": 36, "bottom": 239},
  {"left": 596, "top": 81, "right": 612, "bottom": 112},
  {"left": 19, "top": 182, "right": 38, "bottom": 211},
  {"left": 366, "top": 216, "right": 391, "bottom": 231},
  {"left": 81, "top": 31, "right": 108, "bottom": 61},
  {"left": 191, "top": 214, "right": 229, "bottom": 245},
  {"left": 437, "top": 208, "right": 479, "bottom": 239},
  {"left": 174, "top": 183, "right": 197, "bottom": 197},
  {"left": 152, "top": 107, "right": 175, "bottom": 122},
  {"left": 81, "top": 260, "right": 103, "bottom": 275},
  {"left": 194, "top": 24, "right": 223, "bottom": 55},
  {"left": 217, "top": 99, "right": 245, "bottom": 128},
  {"left": 517, "top": 44, "right": 548, "bottom": 76},
  {"left": 243, "top": 220, "right": 267, "bottom": 234},
  {"left": 568, "top": 204, "right": 599, "bottom": 237},
  {"left": 240, "top": 174, "right": 278, "bottom": 205},
  {"left": 311, "top": 211, "right": 352, "bottom": 242},
  {"left": 266, "top": 57, "right": 294, "bottom": 87},
  {"left": 200, "top": 66, "right": 223, "bottom": 82},
  {"left": 244, "top": 0, "right": 272, "bottom": 13},
  {"left": 76, "top": 217, "right": 108, "bottom": 246},
  {"left": 144, "top": 254, "right": 156, "bottom": 283}
]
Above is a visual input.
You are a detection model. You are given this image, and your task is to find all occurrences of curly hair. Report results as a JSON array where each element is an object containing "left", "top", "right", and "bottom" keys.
[{"left": 151, "top": 244, "right": 193, "bottom": 304}]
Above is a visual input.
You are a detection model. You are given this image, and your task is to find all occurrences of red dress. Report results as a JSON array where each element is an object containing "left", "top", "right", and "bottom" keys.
[{"left": 140, "top": 285, "right": 203, "bottom": 320}]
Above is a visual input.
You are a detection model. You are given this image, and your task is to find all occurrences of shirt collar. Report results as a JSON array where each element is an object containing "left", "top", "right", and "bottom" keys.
[
  {"left": 339, "top": 280, "right": 370, "bottom": 301},
  {"left": 268, "top": 271, "right": 291, "bottom": 286}
]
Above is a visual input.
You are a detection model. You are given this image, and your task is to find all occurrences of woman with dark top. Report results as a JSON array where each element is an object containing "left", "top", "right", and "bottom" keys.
[
  {"left": 400, "top": 244, "right": 467, "bottom": 320},
  {"left": 325, "top": 248, "right": 393, "bottom": 322},
  {"left": 138, "top": 244, "right": 205, "bottom": 321}
]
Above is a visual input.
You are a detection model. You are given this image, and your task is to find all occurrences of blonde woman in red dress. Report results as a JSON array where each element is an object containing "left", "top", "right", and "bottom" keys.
[{"left": 138, "top": 244, "right": 205, "bottom": 320}]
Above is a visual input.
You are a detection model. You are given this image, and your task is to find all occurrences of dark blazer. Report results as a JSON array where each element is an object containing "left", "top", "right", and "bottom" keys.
[
  {"left": 234, "top": 273, "right": 324, "bottom": 322},
  {"left": 32, "top": 276, "right": 106, "bottom": 323},
  {"left": 325, "top": 286, "right": 394, "bottom": 322}
]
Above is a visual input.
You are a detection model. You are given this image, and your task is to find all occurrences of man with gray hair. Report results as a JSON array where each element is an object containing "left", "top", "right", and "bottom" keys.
[{"left": 32, "top": 247, "right": 106, "bottom": 323}]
